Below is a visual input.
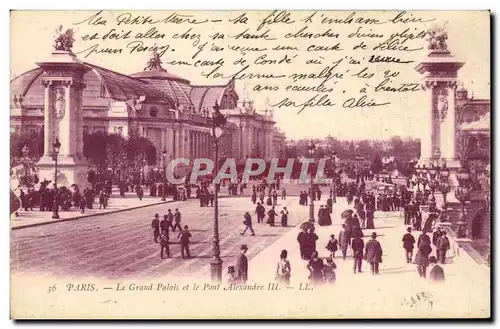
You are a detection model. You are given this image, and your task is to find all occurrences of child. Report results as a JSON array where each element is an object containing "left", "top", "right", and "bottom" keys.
[
  {"left": 160, "top": 230, "right": 170, "bottom": 259},
  {"left": 228, "top": 266, "right": 237, "bottom": 283},
  {"left": 178, "top": 225, "right": 192, "bottom": 259},
  {"left": 325, "top": 234, "right": 339, "bottom": 260},
  {"left": 324, "top": 258, "right": 337, "bottom": 284}
]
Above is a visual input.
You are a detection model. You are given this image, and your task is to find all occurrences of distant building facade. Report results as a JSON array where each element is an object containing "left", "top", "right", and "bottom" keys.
[{"left": 10, "top": 49, "right": 286, "bottom": 171}]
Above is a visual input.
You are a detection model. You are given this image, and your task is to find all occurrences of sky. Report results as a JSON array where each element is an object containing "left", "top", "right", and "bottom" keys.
[{"left": 10, "top": 10, "right": 490, "bottom": 140}]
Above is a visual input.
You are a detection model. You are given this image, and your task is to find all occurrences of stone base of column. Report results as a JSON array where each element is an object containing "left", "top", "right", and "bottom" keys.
[
  {"left": 417, "top": 157, "right": 432, "bottom": 167},
  {"left": 37, "top": 155, "right": 89, "bottom": 188}
]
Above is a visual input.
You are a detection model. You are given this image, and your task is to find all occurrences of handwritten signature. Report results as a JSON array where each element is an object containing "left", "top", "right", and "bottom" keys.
[{"left": 401, "top": 292, "right": 434, "bottom": 309}]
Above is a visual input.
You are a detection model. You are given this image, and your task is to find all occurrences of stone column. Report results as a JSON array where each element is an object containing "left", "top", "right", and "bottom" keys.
[
  {"left": 420, "top": 81, "right": 436, "bottom": 166},
  {"left": 248, "top": 126, "right": 253, "bottom": 157},
  {"left": 440, "top": 82, "right": 458, "bottom": 163},
  {"left": 42, "top": 81, "right": 54, "bottom": 157},
  {"left": 171, "top": 128, "right": 176, "bottom": 158}
]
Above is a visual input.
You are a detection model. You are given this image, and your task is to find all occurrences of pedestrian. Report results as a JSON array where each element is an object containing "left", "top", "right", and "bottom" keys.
[
  {"left": 160, "top": 214, "right": 170, "bottom": 233},
  {"left": 99, "top": 190, "right": 106, "bottom": 210},
  {"left": 209, "top": 191, "right": 214, "bottom": 206},
  {"left": 235, "top": 244, "right": 249, "bottom": 284},
  {"left": 267, "top": 206, "right": 277, "bottom": 227},
  {"left": 325, "top": 234, "right": 338, "bottom": 260},
  {"left": 352, "top": 234, "right": 365, "bottom": 274},
  {"left": 240, "top": 212, "right": 255, "bottom": 236},
  {"left": 281, "top": 188, "right": 286, "bottom": 200},
  {"left": 436, "top": 231, "right": 450, "bottom": 264},
  {"left": 280, "top": 207, "right": 289, "bottom": 227},
  {"left": 428, "top": 256, "right": 445, "bottom": 283},
  {"left": 167, "top": 209, "right": 175, "bottom": 232},
  {"left": 178, "top": 225, "right": 192, "bottom": 259},
  {"left": 364, "top": 232, "right": 383, "bottom": 275},
  {"left": 79, "top": 196, "right": 86, "bottom": 214},
  {"left": 255, "top": 202, "right": 265, "bottom": 224},
  {"left": 251, "top": 190, "right": 257, "bottom": 204},
  {"left": 151, "top": 213, "right": 160, "bottom": 243},
  {"left": 324, "top": 258, "right": 337, "bottom": 284},
  {"left": 275, "top": 249, "right": 291, "bottom": 285},
  {"left": 308, "top": 227, "right": 319, "bottom": 257},
  {"left": 415, "top": 238, "right": 432, "bottom": 278},
  {"left": 227, "top": 266, "right": 238, "bottom": 284},
  {"left": 402, "top": 227, "right": 416, "bottom": 263},
  {"left": 297, "top": 227, "right": 309, "bottom": 260},
  {"left": 160, "top": 230, "right": 170, "bottom": 259},
  {"left": 432, "top": 227, "right": 443, "bottom": 247},
  {"left": 307, "top": 251, "right": 325, "bottom": 285},
  {"left": 417, "top": 230, "right": 431, "bottom": 248},
  {"left": 173, "top": 208, "right": 182, "bottom": 232},
  {"left": 338, "top": 224, "right": 350, "bottom": 260}
]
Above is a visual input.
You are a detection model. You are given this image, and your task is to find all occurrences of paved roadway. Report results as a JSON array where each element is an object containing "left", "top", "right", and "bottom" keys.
[{"left": 11, "top": 196, "right": 318, "bottom": 280}]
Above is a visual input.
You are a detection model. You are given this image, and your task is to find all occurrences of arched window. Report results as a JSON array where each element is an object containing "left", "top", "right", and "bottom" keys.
[{"left": 150, "top": 107, "right": 158, "bottom": 117}]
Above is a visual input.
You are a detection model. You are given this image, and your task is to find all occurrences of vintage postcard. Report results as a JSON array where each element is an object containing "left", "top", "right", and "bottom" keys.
[{"left": 10, "top": 10, "right": 491, "bottom": 319}]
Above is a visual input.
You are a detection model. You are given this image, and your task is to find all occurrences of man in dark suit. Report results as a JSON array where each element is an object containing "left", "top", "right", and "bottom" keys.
[
  {"left": 402, "top": 227, "right": 416, "bottom": 263},
  {"left": 235, "top": 244, "right": 249, "bottom": 284},
  {"left": 436, "top": 231, "right": 450, "bottom": 264},
  {"left": 428, "top": 256, "right": 445, "bottom": 283},
  {"left": 351, "top": 235, "right": 365, "bottom": 274},
  {"left": 338, "top": 224, "right": 350, "bottom": 260},
  {"left": 151, "top": 213, "right": 160, "bottom": 243},
  {"left": 364, "top": 232, "right": 383, "bottom": 275}
]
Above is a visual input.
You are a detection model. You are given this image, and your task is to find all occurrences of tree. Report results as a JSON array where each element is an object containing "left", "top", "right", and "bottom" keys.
[
  {"left": 10, "top": 130, "right": 44, "bottom": 166},
  {"left": 125, "top": 132, "right": 156, "bottom": 170},
  {"left": 285, "top": 145, "right": 298, "bottom": 159},
  {"left": 106, "top": 133, "right": 127, "bottom": 175},
  {"left": 83, "top": 131, "right": 108, "bottom": 176}
]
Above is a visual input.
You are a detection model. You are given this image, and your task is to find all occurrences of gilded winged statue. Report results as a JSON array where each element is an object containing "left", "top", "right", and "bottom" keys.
[
  {"left": 53, "top": 25, "right": 75, "bottom": 52},
  {"left": 427, "top": 24, "right": 448, "bottom": 51}
]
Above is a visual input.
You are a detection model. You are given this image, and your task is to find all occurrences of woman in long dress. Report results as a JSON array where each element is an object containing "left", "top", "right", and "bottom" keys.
[{"left": 275, "top": 249, "right": 291, "bottom": 285}]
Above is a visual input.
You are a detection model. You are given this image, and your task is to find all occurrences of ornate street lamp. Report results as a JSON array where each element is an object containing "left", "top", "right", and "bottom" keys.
[
  {"left": 52, "top": 139, "right": 61, "bottom": 219},
  {"left": 426, "top": 165, "right": 438, "bottom": 212},
  {"left": 161, "top": 148, "right": 167, "bottom": 201},
  {"left": 210, "top": 100, "right": 226, "bottom": 282},
  {"left": 455, "top": 167, "right": 471, "bottom": 238},
  {"left": 308, "top": 140, "right": 316, "bottom": 222}
]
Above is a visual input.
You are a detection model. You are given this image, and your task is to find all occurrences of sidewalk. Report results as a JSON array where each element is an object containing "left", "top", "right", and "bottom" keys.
[
  {"left": 244, "top": 198, "right": 490, "bottom": 318},
  {"left": 10, "top": 192, "right": 172, "bottom": 230}
]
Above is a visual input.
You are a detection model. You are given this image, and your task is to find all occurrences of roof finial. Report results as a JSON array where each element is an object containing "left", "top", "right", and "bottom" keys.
[{"left": 144, "top": 43, "right": 165, "bottom": 71}]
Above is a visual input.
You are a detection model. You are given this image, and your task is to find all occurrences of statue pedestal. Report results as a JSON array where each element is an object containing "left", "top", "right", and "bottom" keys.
[
  {"left": 36, "top": 50, "right": 90, "bottom": 189},
  {"left": 37, "top": 155, "right": 89, "bottom": 188}
]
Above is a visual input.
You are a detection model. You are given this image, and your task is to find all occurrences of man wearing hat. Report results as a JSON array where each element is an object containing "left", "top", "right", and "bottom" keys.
[
  {"left": 436, "top": 231, "right": 450, "bottom": 264},
  {"left": 235, "top": 245, "right": 249, "bottom": 284},
  {"left": 364, "top": 232, "right": 383, "bottom": 275},
  {"left": 151, "top": 213, "right": 160, "bottom": 243}
]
